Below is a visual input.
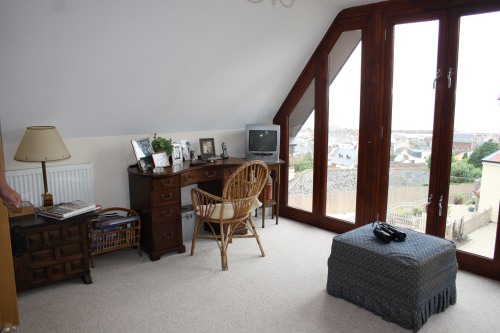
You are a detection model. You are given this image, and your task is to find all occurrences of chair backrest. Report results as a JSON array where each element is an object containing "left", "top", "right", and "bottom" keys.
[{"left": 222, "top": 161, "right": 269, "bottom": 201}]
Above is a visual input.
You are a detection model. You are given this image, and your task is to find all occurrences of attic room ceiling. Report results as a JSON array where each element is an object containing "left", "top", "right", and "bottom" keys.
[{"left": 0, "top": 0, "right": 380, "bottom": 144}]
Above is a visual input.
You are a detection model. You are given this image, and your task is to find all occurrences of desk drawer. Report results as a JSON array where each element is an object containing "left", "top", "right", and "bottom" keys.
[
  {"left": 152, "top": 220, "right": 182, "bottom": 251},
  {"left": 224, "top": 166, "right": 240, "bottom": 183},
  {"left": 152, "top": 189, "right": 180, "bottom": 206},
  {"left": 152, "top": 205, "right": 182, "bottom": 223},
  {"left": 152, "top": 176, "right": 179, "bottom": 190},
  {"left": 181, "top": 168, "right": 222, "bottom": 186}
]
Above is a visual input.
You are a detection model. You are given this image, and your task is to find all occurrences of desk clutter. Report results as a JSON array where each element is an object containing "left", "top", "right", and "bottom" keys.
[{"left": 87, "top": 207, "right": 142, "bottom": 268}]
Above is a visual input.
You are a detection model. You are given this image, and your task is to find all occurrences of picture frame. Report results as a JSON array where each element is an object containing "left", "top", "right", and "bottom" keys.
[
  {"left": 131, "top": 138, "right": 154, "bottom": 171},
  {"left": 180, "top": 140, "right": 192, "bottom": 160},
  {"left": 199, "top": 138, "right": 216, "bottom": 160},
  {"left": 152, "top": 152, "right": 170, "bottom": 168},
  {"left": 131, "top": 138, "right": 154, "bottom": 160},
  {"left": 138, "top": 156, "right": 153, "bottom": 172},
  {"left": 172, "top": 143, "right": 183, "bottom": 164}
]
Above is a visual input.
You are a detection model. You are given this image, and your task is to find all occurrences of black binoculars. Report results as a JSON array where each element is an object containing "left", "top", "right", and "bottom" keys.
[{"left": 372, "top": 222, "right": 407, "bottom": 244}]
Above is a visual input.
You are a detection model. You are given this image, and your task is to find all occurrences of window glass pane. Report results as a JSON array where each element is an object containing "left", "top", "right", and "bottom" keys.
[
  {"left": 326, "top": 30, "right": 361, "bottom": 223},
  {"left": 386, "top": 20, "right": 439, "bottom": 232},
  {"left": 448, "top": 11, "right": 500, "bottom": 258},
  {"left": 288, "top": 79, "right": 315, "bottom": 212}
]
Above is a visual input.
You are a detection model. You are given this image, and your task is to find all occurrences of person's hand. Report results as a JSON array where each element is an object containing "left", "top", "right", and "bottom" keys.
[{"left": 1, "top": 187, "right": 22, "bottom": 209}]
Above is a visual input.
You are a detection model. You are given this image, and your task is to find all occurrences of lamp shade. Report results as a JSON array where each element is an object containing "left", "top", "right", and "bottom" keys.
[{"left": 14, "top": 126, "right": 71, "bottom": 162}]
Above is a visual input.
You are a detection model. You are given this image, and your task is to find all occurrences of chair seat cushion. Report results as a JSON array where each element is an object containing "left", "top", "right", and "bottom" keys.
[{"left": 199, "top": 198, "right": 261, "bottom": 220}]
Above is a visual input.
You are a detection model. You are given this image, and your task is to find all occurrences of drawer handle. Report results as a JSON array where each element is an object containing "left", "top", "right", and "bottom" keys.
[
  {"left": 184, "top": 173, "right": 192, "bottom": 181},
  {"left": 162, "top": 231, "right": 173, "bottom": 239},
  {"left": 160, "top": 193, "right": 173, "bottom": 201},
  {"left": 205, "top": 171, "right": 216, "bottom": 178},
  {"left": 161, "top": 209, "right": 174, "bottom": 217},
  {"left": 160, "top": 178, "right": 173, "bottom": 187}
]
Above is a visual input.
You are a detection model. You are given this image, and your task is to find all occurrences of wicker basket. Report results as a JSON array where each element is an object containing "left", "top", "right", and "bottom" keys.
[{"left": 87, "top": 207, "right": 141, "bottom": 267}]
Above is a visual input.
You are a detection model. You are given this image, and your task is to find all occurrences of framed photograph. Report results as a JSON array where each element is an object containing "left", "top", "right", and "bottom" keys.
[
  {"left": 138, "top": 156, "right": 153, "bottom": 172},
  {"left": 131, "top": 138, "right": 154, "bottom": 171},
  {"left": 131, "top": 138, "right": 154, "bottom": 160},
  {"left": 152, "top": 152, "right": 169, "bottom": 167},
  {"left": 199, "top": 138, "right": 215, "bottom": 160},
  {"left": 172, "top": 143, "right": 183, "bottom": 164},
  {"left": 180, "top": 140, "right": 192, "bottom": 160}
]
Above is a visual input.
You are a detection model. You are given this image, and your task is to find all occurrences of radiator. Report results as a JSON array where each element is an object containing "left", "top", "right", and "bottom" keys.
[{"left": 5, "top": 163, "right": 95, "bottom": 207}]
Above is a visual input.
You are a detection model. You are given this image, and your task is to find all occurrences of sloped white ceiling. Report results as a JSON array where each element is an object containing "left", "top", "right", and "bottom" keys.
[{"left": 0, "top": 0, "right": 379, "bottom": 144}]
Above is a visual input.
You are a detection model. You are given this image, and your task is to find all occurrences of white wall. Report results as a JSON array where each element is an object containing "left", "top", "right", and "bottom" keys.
[
  {"left": 3, "top": 129, "right": 245, "bottom": 209},
  {"left": 479, "top": 160, "right": 500, "bottom": 222},
  {"left": 0, "top": 0, "right": 377, "bottom": 144}
]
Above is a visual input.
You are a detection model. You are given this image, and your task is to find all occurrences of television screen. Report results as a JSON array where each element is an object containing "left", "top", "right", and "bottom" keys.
[{"left": 249, "top": 130, "right": 277, "bottom": 151}]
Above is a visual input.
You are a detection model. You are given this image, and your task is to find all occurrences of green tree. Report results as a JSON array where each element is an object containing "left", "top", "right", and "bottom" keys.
[
  {"left": 294, "top": 152, "right": 313, "bottom": 172},
  {"left": 468, "top": 140, "right": 498, "bottom": 169},
  {"left": 450, "top": 159, "right": 481, "bottom": 184},
  {"left": 426, "top": 154, "right": 431, "bottom": 169}
]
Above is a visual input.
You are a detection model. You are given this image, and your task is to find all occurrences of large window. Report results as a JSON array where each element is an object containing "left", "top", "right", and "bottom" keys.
[{"left": 276, "top": 0, "right": 500, "bottom": 280}]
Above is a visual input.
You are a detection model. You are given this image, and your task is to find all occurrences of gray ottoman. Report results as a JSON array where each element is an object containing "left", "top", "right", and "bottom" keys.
[{"left": 327, "top": 224, "right": 457, "bottom": 332}]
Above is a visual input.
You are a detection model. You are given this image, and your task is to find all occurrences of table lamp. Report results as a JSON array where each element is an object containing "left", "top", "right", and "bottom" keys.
[{"left": 14, "top": 126, "right": 71, "bottom": 208}]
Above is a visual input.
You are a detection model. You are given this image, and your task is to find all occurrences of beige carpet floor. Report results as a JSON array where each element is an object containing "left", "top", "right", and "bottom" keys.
[{"left": 16, "top": 218, "right": 500, "bottom": 333}]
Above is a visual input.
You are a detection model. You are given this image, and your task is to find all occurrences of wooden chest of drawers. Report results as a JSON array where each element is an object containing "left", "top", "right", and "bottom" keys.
[
  {"left": 128, "top": 171, "right": 185, "bottom": 261},
  {"left": 10, "top": 213, "right": 93, "bottom": 291}
]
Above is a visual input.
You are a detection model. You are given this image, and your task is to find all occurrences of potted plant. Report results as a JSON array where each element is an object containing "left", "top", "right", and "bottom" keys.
[
  {"left": 453, "top": 194, "right": 464, "bottom": 205},
  {"left": 151, "top": 134, "right": 173, "bottom": 156}
]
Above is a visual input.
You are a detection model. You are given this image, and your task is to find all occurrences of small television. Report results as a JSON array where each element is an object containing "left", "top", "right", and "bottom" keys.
[{"left": 245, "top": 124, "right": 280, "bottom": 163}]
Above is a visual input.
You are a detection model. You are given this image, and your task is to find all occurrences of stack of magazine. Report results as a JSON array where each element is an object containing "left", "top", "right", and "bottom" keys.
[
  {"left": 37, "top": 200, "right": 100, "bottom": 220},
  {"left": 91, "top": 213, "right": 140, "bottom": 228}
]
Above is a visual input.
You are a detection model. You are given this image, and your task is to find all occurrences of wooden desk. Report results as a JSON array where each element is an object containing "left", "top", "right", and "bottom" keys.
[
  {"left": 9, "top": 213, "right": 93, "bottom": 291},
  {"left": 127, "top": 157, "right": 282, "bottom": 261}
]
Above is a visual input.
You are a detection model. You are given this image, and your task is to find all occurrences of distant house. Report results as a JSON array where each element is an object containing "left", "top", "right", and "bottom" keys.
[
  {"left": 473, "top": 133, "right": 500, "bottom": 149},
  {"left": 329, "top": 148, "right": 358, "bottom": 169},
  {"left": 478, "top": 150, "right": 500, "bottom": 221},
  {"left": 453, "top": 132, "right": 474, "bottom": 152},
  {"left": 393, "top": 149, "right": 428, "bottom": 165}
]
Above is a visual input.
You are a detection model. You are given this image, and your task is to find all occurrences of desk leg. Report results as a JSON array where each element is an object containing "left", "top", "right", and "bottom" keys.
[
  {"left": 274, "top": 172, "right": 279, "bottom": 225},
  {"left": 261, "top": 168, "right": 279, "bottom": 228},
  {"left": 262, "top": 186, "right": 267, "bottom": 228}
]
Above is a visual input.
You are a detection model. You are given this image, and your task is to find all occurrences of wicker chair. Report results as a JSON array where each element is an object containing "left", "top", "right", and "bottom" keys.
[{"left": 190, "top": 160, "right": 269, "bottom": 270}]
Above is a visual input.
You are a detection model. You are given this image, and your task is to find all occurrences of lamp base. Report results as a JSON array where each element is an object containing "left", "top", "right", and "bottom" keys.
[{"left": 41, "top": 193, "right": 54, "bottom": 208}]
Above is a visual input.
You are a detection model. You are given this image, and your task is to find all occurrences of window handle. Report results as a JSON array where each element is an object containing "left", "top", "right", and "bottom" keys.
[
  {"left": 426, "top": 193, "right": 433, "bottom": 213},
  {"left": 447, "top": 67, "right": 454, "bottom": 89},
  {"left": 438, "top": 195, "right": 444, "bottom": 217},
  {"left": 433, "top": 68, "right": 442, "bottom": 89}
]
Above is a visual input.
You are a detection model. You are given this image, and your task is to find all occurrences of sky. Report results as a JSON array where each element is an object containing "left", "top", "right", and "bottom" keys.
[
  {"left": 453, "top": 11, "right": 500, "bottom": 134},
  {"left": 392, "top": 11, "right": 500, "bottom": 134},
  {"left": 309, "top": 10, "right": 500, "bottom": 135}
]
